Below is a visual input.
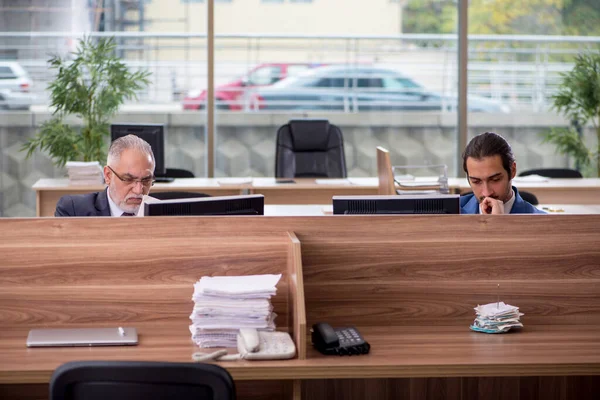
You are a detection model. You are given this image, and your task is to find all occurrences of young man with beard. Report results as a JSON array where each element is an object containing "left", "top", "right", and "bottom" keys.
[
  {"left": 55, "top": 134, "right": 155, "bottom": 217},
  {"left": 460, "top": 132, "right": 544, "bottom": 214}
]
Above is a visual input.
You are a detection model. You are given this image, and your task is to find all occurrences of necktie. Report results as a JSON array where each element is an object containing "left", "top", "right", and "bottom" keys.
[{"left": 121, "top": 212, "right": 135, "bottom": 217}]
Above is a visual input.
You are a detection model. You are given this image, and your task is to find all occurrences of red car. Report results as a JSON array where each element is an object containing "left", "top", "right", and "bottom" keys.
[{"left": 183, "top": 63, "right": 321, "bottom": 111}]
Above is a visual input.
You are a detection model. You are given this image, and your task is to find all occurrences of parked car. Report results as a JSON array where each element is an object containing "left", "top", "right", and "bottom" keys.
[
  {"left": 0, "top": 62, "right": 34, "bottom": 110},
  {"left": 245, "top": 65, "right": 511, "bottom": 113},
  {"left": 182, "top": 63, "right": 322, "bottom": 111}
]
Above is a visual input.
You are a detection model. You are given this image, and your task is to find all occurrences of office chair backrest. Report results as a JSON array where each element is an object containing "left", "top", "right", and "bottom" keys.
[
  {"left": 150, "top": 191, "right": 211, "bottom": 200},
  {"left": 376, "top": 146, "right": 396, "bottom": 195},
  {"left": 275, "top": 119, "right": 347, "bottom": 178},
  {"left": 50, "top": 361, "right": 235, "bottom": 400},
  {"left": 519, "top": 168, "right": 582, "bottom": 179},
  {"left": 518, "top": 190, "right": 539, "bottom": 205},
  {"left": 164, "top": 168, "right": 195, "bottom": 178}
]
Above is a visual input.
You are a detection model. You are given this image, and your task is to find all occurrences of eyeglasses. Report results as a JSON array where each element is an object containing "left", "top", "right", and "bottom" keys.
[{"left": 107, "top": 166, "right": 155, "bottom": 187}]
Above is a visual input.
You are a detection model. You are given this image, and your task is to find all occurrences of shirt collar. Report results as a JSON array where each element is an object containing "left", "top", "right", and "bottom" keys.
[{"left": 504, "top": 188, "right": 516, "bottom": 214}]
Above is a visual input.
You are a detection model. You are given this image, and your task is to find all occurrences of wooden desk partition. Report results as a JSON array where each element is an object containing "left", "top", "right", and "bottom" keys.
[
  {"left": 0, "top": 218, "right": 306, "bottom": 400},
  {"left": 1, "top": 216, "right": 600, "bottom": 400}
]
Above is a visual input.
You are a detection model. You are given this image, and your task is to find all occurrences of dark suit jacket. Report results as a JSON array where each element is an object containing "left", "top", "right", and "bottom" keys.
[
  {"left": 460, "top": 186, "right": 545, "bottom": 214},
  {"left": 54, "top": 188, "right": 112, "bottom": 217}
]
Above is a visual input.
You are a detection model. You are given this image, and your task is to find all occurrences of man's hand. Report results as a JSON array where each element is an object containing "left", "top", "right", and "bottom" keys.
[{"left": 480, "top": 197, "right": 505, "bottom": 214}]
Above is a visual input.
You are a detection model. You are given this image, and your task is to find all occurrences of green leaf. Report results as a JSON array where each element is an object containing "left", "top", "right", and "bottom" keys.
[
  {"left": 542, "top": 127, "right": 591, "bottom": 168},
  {"left": 21, "top": 36, "right": 151, "bottom": 166}
]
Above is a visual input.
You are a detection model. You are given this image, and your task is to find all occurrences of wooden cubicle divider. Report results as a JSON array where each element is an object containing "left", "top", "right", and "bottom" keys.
[
  {"left": 286, "top": 232, "right": 307, "bottom": 360},
  {"left": 0, "top": 217, "right": 307, "bottom": 400},
  {"left": 1, "top": 215, "right": 600, "bottom": 400},
  {"left": 376, "top": 146, "right": 396, "bottom": 195}
]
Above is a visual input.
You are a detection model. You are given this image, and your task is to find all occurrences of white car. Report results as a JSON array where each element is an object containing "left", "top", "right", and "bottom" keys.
[{"left": 0, "top": 62, "right": 35, "bottom": 110}]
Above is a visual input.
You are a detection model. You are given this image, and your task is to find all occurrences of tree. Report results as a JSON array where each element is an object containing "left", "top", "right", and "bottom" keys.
[
  {"left": 402, "top": 0, "right": 456, "bottom": 34},
  {"left": 402, "top": 0, "right": 600, "bottom": 36}
]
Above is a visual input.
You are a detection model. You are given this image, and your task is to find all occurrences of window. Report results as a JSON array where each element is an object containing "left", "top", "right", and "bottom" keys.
[
  {"left": 382, "top": 77, "right": 422, "bottom": 90},
  {"left": 357, "top": 78, "right": 383, "bottom": 88},
  {"left": 248, "top": 66, "right": 282, "bottom": 86},
  {"left": 314, "top": 78, "right": 349, "bottom": 88},
  {"left": 0, "top": 66, "right": 16, "bottom": 80}
]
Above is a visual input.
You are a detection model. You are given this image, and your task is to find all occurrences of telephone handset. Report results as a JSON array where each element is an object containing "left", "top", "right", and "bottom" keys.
[
  {"left": 192, "top": 329, "right": 296, "bottom": 362},
  {"left": 311, "top": 322, "right": 370, "bottom": 356},
  {"left": 237, "top": 328, "right": 296, "bottom": 360}
]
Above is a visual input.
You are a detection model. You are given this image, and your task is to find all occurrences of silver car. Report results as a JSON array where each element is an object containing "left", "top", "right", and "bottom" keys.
[
  {"left": 0, "top": 62, "right": 35, "bottom": 110},
  {"left": 246, "top": 65, "right": 510, "bottom": 113}
]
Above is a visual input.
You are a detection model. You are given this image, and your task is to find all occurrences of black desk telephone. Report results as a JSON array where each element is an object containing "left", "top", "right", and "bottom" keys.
[{"left": 311, "top": 322, "right": 370, "bottom": 356}]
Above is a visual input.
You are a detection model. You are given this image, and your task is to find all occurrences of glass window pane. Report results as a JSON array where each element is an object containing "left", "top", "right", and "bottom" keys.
[
  {"left": 467, "top": 0, "right": 600, "bottom": 178},
  {"left": 215, "top": 0, "right": 459, "bottom": 178}
]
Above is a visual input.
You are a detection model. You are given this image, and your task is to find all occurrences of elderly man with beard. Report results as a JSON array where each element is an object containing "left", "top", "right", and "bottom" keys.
[
  {"left": 55, "top": 134, "right": 155, "bottom": 217},
  {"left": 460, "top": 132, "right": 544, "bottom": 214}
]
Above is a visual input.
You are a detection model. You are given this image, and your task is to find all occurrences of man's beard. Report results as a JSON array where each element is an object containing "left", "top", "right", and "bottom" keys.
[
  {"left": 119, "top": 195, "right": 143, "bottom": 213},
  {"left": 110, "top": 182, "right": 143, "bottom": 213}
]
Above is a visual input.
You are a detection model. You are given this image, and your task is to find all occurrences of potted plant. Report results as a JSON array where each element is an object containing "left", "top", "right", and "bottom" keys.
[
  {"left": 22, "top": 36, "right": 151, "bottom": 166},
  {"left": 543, "top": 50, "right": 600, "bottom": 177}
]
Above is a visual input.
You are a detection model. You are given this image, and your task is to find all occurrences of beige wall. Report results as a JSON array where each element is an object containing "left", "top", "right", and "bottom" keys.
[{"left": 144, "top": 0, "right": 403, "bottom": 35}]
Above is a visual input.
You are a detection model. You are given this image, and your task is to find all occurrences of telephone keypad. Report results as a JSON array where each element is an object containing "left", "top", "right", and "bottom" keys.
[{"left": 336, "top": 327, "right": 365, "bottom": 347}]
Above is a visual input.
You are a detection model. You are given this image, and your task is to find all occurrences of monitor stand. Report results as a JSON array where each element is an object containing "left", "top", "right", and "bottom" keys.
[{"left": 154, "top": 176, "right": 174, "bottom": 183}]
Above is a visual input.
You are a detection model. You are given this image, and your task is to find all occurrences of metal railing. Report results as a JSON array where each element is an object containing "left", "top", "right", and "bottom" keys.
[{"left": 0, "top": 32, "right": 598, "bottom": 112}]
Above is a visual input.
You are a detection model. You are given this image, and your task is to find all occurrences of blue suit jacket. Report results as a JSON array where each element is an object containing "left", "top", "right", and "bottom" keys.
[
  {"left": 460, "top": 186, "right": 545, "bottom": 214},
  {"left": 55, "top": 188, "right": 111, "bottom": 217}
]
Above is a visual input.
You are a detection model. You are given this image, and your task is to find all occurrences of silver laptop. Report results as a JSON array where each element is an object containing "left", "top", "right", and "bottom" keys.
[{"left": 26, "top": 327, "right": 138, "bottom": 347}]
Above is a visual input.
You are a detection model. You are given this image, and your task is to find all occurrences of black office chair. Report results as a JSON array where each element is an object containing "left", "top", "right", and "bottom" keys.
[
  {"left": 150, "top": 191, "right": 211, "bottom": 200},
  {"left": 518, "top": 190, "right": 539, "bottom": 205},
  {"left": 275, "top": 119, "right": 347, "bottom": 178},
  {"left": 163, "top": 168, "right": 195, "bottom": 178},
  {"left": 50, "top": 361, "right": 235, "bottom": 400},
  {"left": 461, "top": 190, "right": 539, "bottom": 206},
  {"left": 519, "top": 168, "right": 582, "bottom": 178}
]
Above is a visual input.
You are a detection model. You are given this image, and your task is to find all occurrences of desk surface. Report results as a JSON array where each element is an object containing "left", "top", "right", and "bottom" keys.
[
  {"left": 32, "top": 177, "right": 600, "bottom": 191},
  {"left": 32, "top": 177, "right": 600, "bottom": 217},
  {"left": 1, "top": 324, "right": 598, "bottom": 384}
]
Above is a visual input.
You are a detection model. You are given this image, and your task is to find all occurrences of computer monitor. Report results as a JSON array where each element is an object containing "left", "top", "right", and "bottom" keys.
[
  {"left": 333, "top": 194, "right": 460, "bottom": 215},
  {"left": 110, "top": 123, "right": 167, "bottom": 177},
  {"left": 144, "top": 194, "right": 264, "bottom": 216}
]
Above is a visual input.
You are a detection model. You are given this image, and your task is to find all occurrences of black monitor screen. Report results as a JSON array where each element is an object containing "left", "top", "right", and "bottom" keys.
[
  {"left": 144, "top": 194, "right": 264, "bottom": 216},
  {"left": 333, "top": 195, "right": 460, "bottom": 215},
  {"left": 110, "top": 124, "right": 166, "bottom": 175}
]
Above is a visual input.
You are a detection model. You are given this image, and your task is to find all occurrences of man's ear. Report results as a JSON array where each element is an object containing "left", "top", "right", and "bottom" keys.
[
  {"left": 510, "top": 162, "right": 517, "bottom": 180},
  {"left": 103, "top": 166, "right": 112, "bottom": 185}
]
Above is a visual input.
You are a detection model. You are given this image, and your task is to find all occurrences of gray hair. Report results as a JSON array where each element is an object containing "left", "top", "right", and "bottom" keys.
[{"left": 107, "top": 134, "right": 155, "bottom": 170}]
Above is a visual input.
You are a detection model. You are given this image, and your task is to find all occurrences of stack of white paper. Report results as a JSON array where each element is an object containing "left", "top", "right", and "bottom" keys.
[
  {"left": 470, "top": 302, "right": 524, "bottom": 334},
  {"left": 189, "top": 274, "right": 282, "bottom": 347},
  {"left": 66, "top": 161, "right": 103, "bottom": 185}
]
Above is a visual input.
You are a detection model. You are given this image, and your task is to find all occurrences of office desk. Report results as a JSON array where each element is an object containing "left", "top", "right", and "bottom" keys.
[
  {"left": 33, "top": 177, "right": 600, "bottom": 217},
  {"left": 2, "top": 324, "right": 599, "bottom": 381},
  {"left": 32, "top": 178, "right": 379, "bottom": 217},
  {"left": 1, "top": 216, "right": 599, "bottom": 399},
  {"left": 251, "top": 177, "right": 378, "bottom": 205}
]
